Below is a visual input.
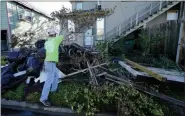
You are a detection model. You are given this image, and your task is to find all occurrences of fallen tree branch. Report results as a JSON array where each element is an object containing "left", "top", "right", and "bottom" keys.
[
  {"left": 105, "top": 73, "right": 131, "bottom": 84},
  {"left": 95, "top": 68, "right": 118, "bottom": 77},
  {"left": 62, "top": 63, "right": 108, "bottom": 78},
  {"left": 35, "top": 63, "right": 108, "bottom": 83}
]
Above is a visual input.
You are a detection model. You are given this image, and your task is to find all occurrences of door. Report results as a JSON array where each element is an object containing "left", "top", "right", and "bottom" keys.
[
  {"left": 84, "top": 29, "right": 93, "bottom": 48},
  {"left": 1, "top": 30, "right": 8, "bottom": 51}
]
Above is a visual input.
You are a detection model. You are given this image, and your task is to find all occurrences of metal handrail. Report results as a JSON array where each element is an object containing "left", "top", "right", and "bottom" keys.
[{"left": 102, "top": 1, "right": 171, "bottom": 42}]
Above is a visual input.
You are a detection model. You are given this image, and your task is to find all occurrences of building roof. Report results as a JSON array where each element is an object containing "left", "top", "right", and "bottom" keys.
[{"left": 13, "top": 1, "right": 53, "bottom": 20}]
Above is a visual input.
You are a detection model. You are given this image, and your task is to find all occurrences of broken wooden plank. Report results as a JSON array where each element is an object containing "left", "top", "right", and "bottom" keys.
[
  {"left": 138, "top": 71, "right": 185, "bottom": 83},
  {"left": 147, "top": 67, "right": 185, "bottom": 77},
  {"left": 118, "top": 60, "right": 184, "bottom": 83},
  {"left": 64, "top": 63, "right": 108, "bottom": 78},
  {"left": 124, "top": 59, "right": 166, "bottom": 81},
  {"left": 105, "top": 73, "right": 131, "bottom": 84},
  {"left": 35, "top": 63, "right": 108, "bottom": 83},
  {"left": 95, "top": 68, "right": 118, "bottom": 77},
  {"left": 99, "top": 66, "right": 119, "bottom": 72},
  {"left": 96, "top": 72, "right": 107, "bottom": 77},
  {"left": 118, "top": 61, "right": 142, "bottom": 77},
  {"left": 87, "top": 61, "right": 98, "bottom": 85}
]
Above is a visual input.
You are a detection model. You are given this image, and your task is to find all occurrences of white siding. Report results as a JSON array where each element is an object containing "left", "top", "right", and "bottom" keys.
[{"left": 1, "top": 1, "right": 8, "bottom": 29}]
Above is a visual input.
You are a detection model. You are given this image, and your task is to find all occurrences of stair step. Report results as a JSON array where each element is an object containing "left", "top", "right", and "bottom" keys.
[
  {"left": 169, "top": 2, "right": 173, "bottom": 5},
  {"left": 112, "top": 1, "right": 179, "bottom": 42}
]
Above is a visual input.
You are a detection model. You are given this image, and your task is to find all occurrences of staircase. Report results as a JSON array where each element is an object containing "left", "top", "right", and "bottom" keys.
[{"left": 103, "top": 1, "right": 180, "bottom": 43}]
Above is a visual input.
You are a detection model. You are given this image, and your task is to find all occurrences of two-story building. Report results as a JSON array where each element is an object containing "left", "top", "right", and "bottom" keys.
[
  {"left": 70, "top": 1, "right": 182, "bottom": 47},
  {"left": 1, "top": 1, "right": 56, "bottom": 51}
]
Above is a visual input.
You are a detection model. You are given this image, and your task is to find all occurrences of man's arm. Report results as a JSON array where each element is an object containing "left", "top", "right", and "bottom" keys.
[{"left": 55, "top": 35, "right": 64, "bottom": 44}]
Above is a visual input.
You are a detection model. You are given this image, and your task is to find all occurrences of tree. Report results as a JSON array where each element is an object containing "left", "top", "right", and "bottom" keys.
[
  {"left": 10, "top": 5, "right": 115, "bottom": 49},
  {"left": 51, "top": 6, "right": 115, "bottom": 41},
  {"left": 10, "top": 19, "right": 58, "bottom": 48}
]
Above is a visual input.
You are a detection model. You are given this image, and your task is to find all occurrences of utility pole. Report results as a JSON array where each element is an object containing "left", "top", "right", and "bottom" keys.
[{"left": 176, "top": 2, "right": 185, "bottom": 64}]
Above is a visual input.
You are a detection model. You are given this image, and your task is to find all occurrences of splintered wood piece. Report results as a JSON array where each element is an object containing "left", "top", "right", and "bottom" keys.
[
  {"left": 87, "top": 61, "right": 98, "bottom": 85},
  {"left": 124, "top": 59, "right": 166, "bottom": 81}
]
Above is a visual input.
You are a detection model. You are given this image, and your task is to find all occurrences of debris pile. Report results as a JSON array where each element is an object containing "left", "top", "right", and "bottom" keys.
[
  {"left": 1, "top": 40, "right": 103, "bottom": 93},
  {"left": 1, "top": 39, "right": 185, "bottom": 114}
]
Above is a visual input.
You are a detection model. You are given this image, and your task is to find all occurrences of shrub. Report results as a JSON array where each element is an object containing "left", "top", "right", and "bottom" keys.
[
  {"left": 2, "top": 84, "right": 25, "bottom": 101},
  {"left": 1, "top": 56, "right": 8, "bottom": 66},
  {"left": 2, "top": 82, "right": 167, "bottom": 116}
]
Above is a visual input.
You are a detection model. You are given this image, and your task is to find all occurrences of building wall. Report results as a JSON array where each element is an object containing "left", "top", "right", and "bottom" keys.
[
  {"left": 146, "top": 3, "right": 181, "bottom": 28},
  {"left": 72, "top": 1, "right": 155, "bottom": 35},
  {"left": 63, "top": 33, "right": 84, "bottom": 46},
  {"left": 6, "top": 1, "right": 58, "bottom": 49},
  {"left": 82, "top": 2, "right": 97, "bottom": 10},
  {"left": 101, "top": 1, "right": 153, "bottom": 33},
  {"left": 71, "top": 1, "right": 162, "bottom": 45},
  {"left": 70, "top": 1, "right": 97, "bottom": 47},
  {"left": 146, "top": 12, "right": 167, "bottom": 28},
  {"left": 1, "top": 1, "right": 8, "bottom": 29},
  {"left": 71, "top": 1, "right": 97, "bottom": 11}
]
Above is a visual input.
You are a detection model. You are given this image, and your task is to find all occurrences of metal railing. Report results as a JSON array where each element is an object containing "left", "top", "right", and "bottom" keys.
[
  {"left": 102, "top": 1, "right": 172, "bottom": 42},
  {"left": 67, "top": 1, "right": 173, "bottom": 48}
]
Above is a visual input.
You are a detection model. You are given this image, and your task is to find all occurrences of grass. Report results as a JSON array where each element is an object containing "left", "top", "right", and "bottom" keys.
[
  {"left": 1, "top": 56, "right": 8, "bottom": 66},
  {"left": 2, "top": 84, "right": 25, "bottom": 101}
]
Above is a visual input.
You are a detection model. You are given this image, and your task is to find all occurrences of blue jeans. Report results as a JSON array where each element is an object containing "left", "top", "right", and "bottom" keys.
[{"left": 40, "top": 61, "right": 59, "bottom": 101}]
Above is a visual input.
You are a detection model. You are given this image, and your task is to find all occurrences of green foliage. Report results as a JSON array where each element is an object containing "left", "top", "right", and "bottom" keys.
[
  {"left": 26, "top": 92, "right": 40, "bottom": 103},
  {"left": 2, "top": 82, "right": 168, "bottom": 116},
  {"left": 96, "top": 36, "right": 136, "bottom": 59},
  {"left": 126, "top": 53, "right": 181, "bottom": 70},
  {"left": 1, "top": 56, "right": 8, "bottom": 66},
  {"left": 114, "top": 84, "right": 164, "bottom": 116},
  {"left": 154, "top": 56, "right": 181, "bottom": 70},
  {"left": 95, "top": 40, "right": 109, "bottom": 59},
  {"left": 51, "top": 6, "right": 115, "bottom": 35},
  {"left": 95, "top": 38, "right": 126, "bottom": 58},
  {"left": 138, "top": 31, "right": 167, "bottom": 56},
  {"left": 2, "top": 84, "right": 25, "bottom": 101},
  {"left": 108, "top": 40, "right": 124, "bottom": 56},
  {"left": 138, "top": 33, "right": 150, "bottom": 56}
]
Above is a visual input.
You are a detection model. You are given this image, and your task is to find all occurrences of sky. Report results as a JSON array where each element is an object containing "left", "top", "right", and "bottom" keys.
[{"left": 28, "top": 2, "right": 72, "bottom": 16}]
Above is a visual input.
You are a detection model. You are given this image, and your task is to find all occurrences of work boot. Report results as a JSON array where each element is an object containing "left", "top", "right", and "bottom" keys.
[{"left": 40, "top": 100, "right": 51, "bottom": 107}]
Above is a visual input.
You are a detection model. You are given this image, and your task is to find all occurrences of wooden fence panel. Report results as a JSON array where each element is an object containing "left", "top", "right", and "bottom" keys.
[{"left": 142, "top": 21, "right": 180, "bottom": 60}]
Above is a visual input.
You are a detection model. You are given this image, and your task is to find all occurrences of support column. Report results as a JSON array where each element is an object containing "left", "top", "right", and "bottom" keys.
[{"left": 176, "top": 2, "right": 185, "bottom": 64}]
